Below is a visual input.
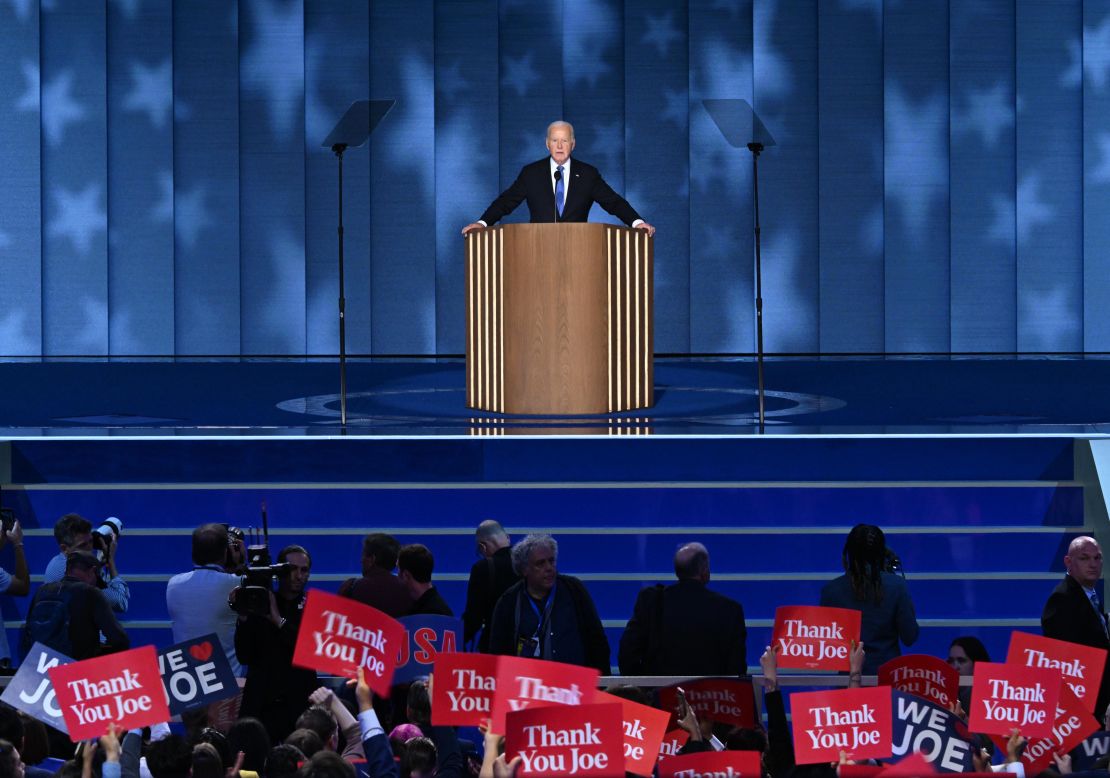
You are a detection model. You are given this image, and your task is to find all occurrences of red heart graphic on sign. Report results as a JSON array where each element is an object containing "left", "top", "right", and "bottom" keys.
[{"left": 189, "top": 642, "right": 213, "bottom": 661}]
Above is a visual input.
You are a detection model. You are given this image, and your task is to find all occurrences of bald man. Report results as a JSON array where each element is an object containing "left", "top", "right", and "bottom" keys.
[
  {"left": 1043, "top": 535, "right": 1110, "bottom": 715},
  {"left": 618, "top": 542, "right": 747, "bottom": 676}
]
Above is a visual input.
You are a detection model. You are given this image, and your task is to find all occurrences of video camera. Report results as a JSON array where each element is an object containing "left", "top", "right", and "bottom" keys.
[{"left": 230, "top": 502, "right": 293, "bottom": 617}]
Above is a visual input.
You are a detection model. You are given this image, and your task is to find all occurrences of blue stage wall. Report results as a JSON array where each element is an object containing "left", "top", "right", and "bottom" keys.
[{"left": 3, "top": 0, "right": 1110, "bottom": 356}]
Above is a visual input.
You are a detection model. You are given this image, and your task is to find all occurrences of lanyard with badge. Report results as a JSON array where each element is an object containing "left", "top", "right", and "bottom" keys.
[{"left": 517, "top": 589, "right": 554, "bottom": 658}]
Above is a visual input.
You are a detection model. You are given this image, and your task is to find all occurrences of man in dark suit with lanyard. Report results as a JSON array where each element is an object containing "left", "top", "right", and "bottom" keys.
[
  {"left": 461, "top": 121, "right": 655, "bottom": 237},
  {"left": 1042, "top": 535, "right": 1110, "bottom": 717}
]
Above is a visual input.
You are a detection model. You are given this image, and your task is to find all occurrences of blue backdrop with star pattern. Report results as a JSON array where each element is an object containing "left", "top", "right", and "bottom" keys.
[{"left": 1, "top": 0, "right": 1109, "bottom": 357}]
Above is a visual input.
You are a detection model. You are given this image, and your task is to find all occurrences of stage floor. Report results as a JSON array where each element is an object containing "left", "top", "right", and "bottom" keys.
[{"left": 0, "top": 356, "right": 1107, "bottom": 437}]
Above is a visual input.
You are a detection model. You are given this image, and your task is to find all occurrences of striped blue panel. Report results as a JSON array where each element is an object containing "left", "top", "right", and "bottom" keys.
[
  {"left": 304, "top": 1, "right": 370, "bottom": 356},
  {"left": 20, "top": 577, "right": 1056, "bottom": 636},
  {"left": 625, "top": 2, "right": 690, "bottom": 352},
  {"left": 1016, "top": 0, "right": 1083, "bottom": 351},
  {"left": 949, "top": 1, "right": 1016, "bottom": 352},
  {"left": 239, "top": 0, "right": 306, "bottom": 355},
  {"left": 883, "top": 0, "right": 950, "bottom": 352},
  {"left": 369, "top": 0, "right": 436, "bottom": 353},
  {"left": 497, "top": 0, "right": 563, "bottom": 220},
  {"left": 6, "top": 436, "right": 1078, "bottom": 484},
  {"left": 0, "top": 2, "right": 42, "bottom": 357},
  {"left": 755, "top": 0, "right": 818, "bottom": 353},
  {"left": 688, "top": 0, "right": 753, "bottom": 353},
  {"left": 817, "top": 1, "right": 883, "bottom": 353},
  {"left": 434, "top": 1, "right": 499, "bottom": 353},
  {"left": 41, "top": 0, "right": 108, "bottom": 356},
  {"left": 1084, "top": 0, "right": 1110, "bottom": 350},
  {"left": 107, "top": 0, "right": 174, "bottom": 356},
  {"left": 563, "top": 0, "right": 625, "bottom": 227},
  {"left": 7, "top": 485, "right": 1082, "bottom": 542},
  {"left": 172, "top": 0, "right": 241, "bottom": 355},
  {"left": 21, "top": 526, "right": 1072, "bottom": 582}
]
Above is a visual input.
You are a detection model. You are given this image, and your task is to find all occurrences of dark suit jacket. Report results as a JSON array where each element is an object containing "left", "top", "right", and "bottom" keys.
[
  {"left": 618, "top": 578, "right": 747, "bottom": 677},
  {"left": 479, "top": 157, "right": 641, "bottom": 226},
  {"left": 1042, "top": 574, "right": 1110, "bottom": 716}
]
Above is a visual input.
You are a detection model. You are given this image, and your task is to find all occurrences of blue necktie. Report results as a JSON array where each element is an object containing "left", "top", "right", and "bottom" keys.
[
  {"left": 1089, "top": 590, "right": 1109, "bottom": 638},
  {"left": 555, "top": 166, "right": 565, "bottom": 218}
]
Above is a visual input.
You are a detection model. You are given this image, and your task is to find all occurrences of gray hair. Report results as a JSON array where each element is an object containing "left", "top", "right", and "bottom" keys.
[
  {"left": 476, "top": 519, "right": 507, "bottom": 543},
  {"left": 511, "top": 533, "right": 558, "bottom": 575},
  {"left": 546, "top": 120, "right": 575, "bottom": 140}
]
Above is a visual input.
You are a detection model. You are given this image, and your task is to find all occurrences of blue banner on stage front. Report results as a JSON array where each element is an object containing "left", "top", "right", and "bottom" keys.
[
  {"left": 395, "top": 615, "right": 462, "bottom": 685},
  {"left": 1, "top": 642, "right": 73, "bottom": 734}
]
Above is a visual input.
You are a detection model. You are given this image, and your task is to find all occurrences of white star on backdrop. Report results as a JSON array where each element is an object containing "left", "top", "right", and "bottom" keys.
[
  {"left": 109, "top": 0, "right": 141, "bottom": 19},
  {"left": 15, "top": 61, "right": 39, "bottom": 112},
  {"left": 502, "top": 52, "right": 540, "bottom": 97},
  {"left": 884, "top": 84, "right": 947, "bottom": 238},
  {"left": 122, "top": 59, "right": 173, "bottom": 129},
  {"left": 436, "top": 61, "right": 470, "bottom": 100},
  {"left": 1058, "top": 25, "right": 1110, "bottom": 92},
  {"left": 954, "top": 82, "right": 1014, "bottom": 148},
  {"left": 1018, "top": 285, "right": 1080, "bottom": 351},
  {"left": 151, "top": 172, "right": 213, "bottom": 251},
  {"left": 642, "top": 13, "right": 682, "bottom": 58},
  {"left": 49, "top": 184, "right": 107, "bottom": 255},
  {"left": 565, "top": 40, "right": 611, "bottom": 89},
  {"left": 564, "top": 0, "right": 616, "bottom": 89},
  {"left": 0, "top": 309, "right": 35, "bottom": 356},
  {"left": 660, "top": 89, "right": 687, "bottom": 129},
  {"left": 585, "top": 121, "right": 623, "bottom": 172},
  {"left": 0, "top": 228, "right": 10, "bottom": 249},
  {"left": 1014, "top": 173, "right": 1055, "bottom": 246},
  {"left": 41, "top": 71, "right": 86, "bottom": 147},
  {"left": 988, "top": 174, "right": 1054, "bottom": 247},
  {"left": 1090, "top": 134, "right": 1110, "bottom": 184},
  {"left": 240, "top": 0, "right": 305, "bottom": 141}
]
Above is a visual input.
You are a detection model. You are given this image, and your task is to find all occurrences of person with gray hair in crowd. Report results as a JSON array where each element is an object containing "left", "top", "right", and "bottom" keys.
[
  {"left": 487, "top": 533, "right": 610, "bottom": 674},
  {"left": 462, "top": 520, "right": 518, "bottom": 652}
]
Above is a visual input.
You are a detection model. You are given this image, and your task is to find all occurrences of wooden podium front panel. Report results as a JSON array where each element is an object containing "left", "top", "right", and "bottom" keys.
[
  {"left": 502, "top": 224, "right": 609, "bottom": 414},
  {"left": 465, "top": 229, "right": 504, "bottom": 412},
  {"left": 607, "top": 227, "right": 653, "bottom": 412}
]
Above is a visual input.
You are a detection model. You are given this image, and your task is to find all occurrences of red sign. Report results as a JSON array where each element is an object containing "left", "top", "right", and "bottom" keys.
[
  {"left": 1006, "top": 631, "right": 1107, "bottom": 714},
  {"left": 658, "top": 750, "right": 762, "bottom": 778},
  {"left": 431, "top": 652, "right": 498, "bottom": 727},
  {"left": 292, "top": 589, "right": 407, "bottom": 696},
  {"left": 968, "top": 662, "right": 1061, "bottom": 740},
  {"left": 791, "top": 686, "right": 893, "bottom": 764},
  {"left": 658, "top": 678, "right": 757, "bottom": 728},
  {"left": 772, "top": 605, "right": 862, "bottom": 671},
  {"left": 490, "top": 656, "right": 599, "bottom": 733},
  {"left": 657, "top": 730, "right": 690, "bottom": 761},
  {"left": 505, "top": 701, "right": 624, "bottom": 777},
  {"left": 48, "top": 646, "right": 170, "bottom": 741},
  {"left": 597, "top": 692, "right": 672, "bottom": 776},
  {"left": 879, "top": 655, "right": 960, "bottom": 708},
  {"left": 989, "top": 684, "right": 1098, "bottom": 775}
]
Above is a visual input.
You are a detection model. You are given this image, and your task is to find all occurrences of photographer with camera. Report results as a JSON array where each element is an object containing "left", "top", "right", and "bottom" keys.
[
  {"left": 166, "top": 523, "right": 243, "bottom": 676},
  {"left": 43, "top": 514, "right": 129, "bottom": 613},
  {"left": 234, "top": 544, "right": 317, "bottom": 744}
]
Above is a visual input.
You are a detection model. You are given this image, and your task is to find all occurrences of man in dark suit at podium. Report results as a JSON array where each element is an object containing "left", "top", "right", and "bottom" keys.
[{"left": 461, "top": 121, "right": 655, "bottom": 237}]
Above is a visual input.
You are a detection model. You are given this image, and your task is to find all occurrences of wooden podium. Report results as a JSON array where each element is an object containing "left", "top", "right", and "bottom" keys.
[{"left": 465, "top": 223, "right": 653, "bottom": 415}]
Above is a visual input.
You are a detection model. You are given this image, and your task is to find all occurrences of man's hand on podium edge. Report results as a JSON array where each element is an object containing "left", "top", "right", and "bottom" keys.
[
  {"left": 461, "top": 222, "right": 486, "bottom": 236},
  {"left": 635, "top": 221, "right": 656, "bottom": 237}
]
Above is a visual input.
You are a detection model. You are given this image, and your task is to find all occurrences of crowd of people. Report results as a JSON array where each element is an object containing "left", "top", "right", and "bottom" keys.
[{"left": 0, "top": 513, "right": 1103, "bottom": 778}]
